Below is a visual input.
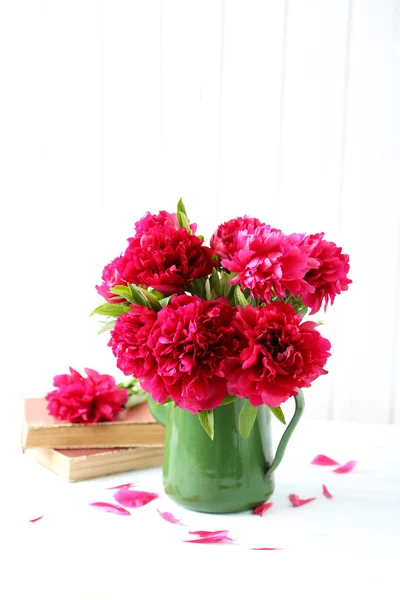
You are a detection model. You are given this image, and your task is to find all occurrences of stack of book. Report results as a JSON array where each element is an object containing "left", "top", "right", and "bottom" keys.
[{"left": 22, "top": 398, "right": 165, "bottom": 482}]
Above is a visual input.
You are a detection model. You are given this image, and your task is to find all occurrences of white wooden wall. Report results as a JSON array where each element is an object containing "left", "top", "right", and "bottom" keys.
[{"left": 1, "top": 0, "right": 400, "bottom": 425}]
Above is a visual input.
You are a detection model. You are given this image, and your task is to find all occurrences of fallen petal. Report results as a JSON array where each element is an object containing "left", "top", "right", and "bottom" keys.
[
  {"left": 289, "top": 494, "right": 316, "bottom": 507},
  {"left": 104, "top": 482, "right": 137, "bottom": 490},
  {"left": 322, "top": 484, "right": 333, "bottom": 499},
  {"left": 89, "top": 502, "right": 130, "bottom": 516},
  {"left": 29, "top": 516, "right": 44, "bottom": 523},
  {"left": 250, "top": 547, "right": 282, "bottom": 551},
  {"left": 188, "top": 530, "right": 229, "bottom": 538},
  {"left": 311, "top": 454, "right": 339, "bottom": 466},
  {"left": 183, "top": 535, "right": 233, "bottom": 544},
  {"left": 113, "top": 488, "right": 159, "bottom": 508},
  {"left": 253, "top": 502, "right": 273, "bottom": 516},
  {"left": 332, "top": 460, "right": 357, "bottom": 474},
  {"left": 157, "top": 509, "right": 181, "bottom": 524}
]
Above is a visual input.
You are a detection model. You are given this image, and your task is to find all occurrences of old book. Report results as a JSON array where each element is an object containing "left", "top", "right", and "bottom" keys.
[
  {"left": 24, "top": 446, "right": 164, "bottom": 482},
  {"left": 22, "top": 398, "right": 165, "bottom": 449}
]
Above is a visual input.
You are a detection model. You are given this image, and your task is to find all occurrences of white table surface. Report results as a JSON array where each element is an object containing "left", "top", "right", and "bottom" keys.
[{"left": 3, "top": 419, "right": 400, "bottom": 600}]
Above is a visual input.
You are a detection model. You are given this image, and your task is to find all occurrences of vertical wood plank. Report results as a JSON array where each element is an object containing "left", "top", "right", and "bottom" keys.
[
  {"left": 219, "top": 0, "right": 287, "bottom": 226},
  {"left": 160, "top": 0, "right": 224, "bottom": 237},
  {"left": 19, "top": 1, "right": 108, "bottom": 397},
  {"left": 392, "top": 225, "right": 400, "bottom": 423},
  {"left": 333, "top": 0, "right": 400, "bottom": 423},
  {"left": 277, "top": 0, "right": 351, "bottom": 419},
  {"left": 102, "top": 0, "right": 162, "bottom": 252}
]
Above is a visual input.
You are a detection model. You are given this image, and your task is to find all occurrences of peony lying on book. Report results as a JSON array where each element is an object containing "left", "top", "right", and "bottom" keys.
[{"left": 45, "top": 367, "right": 147, "bottom": 424}]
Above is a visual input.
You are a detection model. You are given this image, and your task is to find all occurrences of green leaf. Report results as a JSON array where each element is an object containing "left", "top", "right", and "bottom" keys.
[
  {"left": 97, "top": 319, "right": 117, "bottom": 335},
  {"left": 221, "top": 272, "right": 234, "bottom": 298},
  {"left": 298, "top": 305, "right": 308, "bottom": 318},
  {"left": 177, "top": 198, "right": 187, "bottom": 216},
  {"left": 268, "top": 405, "right": 286, "bottom": 425},
  {"left": 205, "top": 278, "right": 211, "bottom": 300},
  {"left": 186, "top": 277, "right": 208, "bottom": 299},
  {"left": 128, "top": 284, "right": 161, "bottom": 310},
  {"left": 238, "top": 399, "right": 258, "bottom": 438},
  {"left": 109, "top": 285, "right": 134, "bottom": 303},
  {"left": 117, "top": 378, "right": 148, "bottom": 408},
  {"left": 220, "top": 395, "right": 237, "bottom": 406},
  {"left": 159, "top": 294, "right": 176, "bottom": 308},
  {"left": 210, "top": 268, "right": 221, "bottom": 296},
  {"left": 135, "top": 287, "right": 162, "bottom": 311},
  {"left": 90, "top": 302, "right": 131, "bottom": 318},
  {"left": 154, "top": 397, "right": 173, "bottom": 409},
  {"left": 124, "top": 393, "right": 147, "bottom": 409},
  {"left": 177, "top": 210, "right": 191, "bottom": 234},
  {"left": 198, "top": 410, "right": 214, "bottom": 440},
  {"left": 234, "top": 286, "right": 249, "bottom": 308},
  {"left": 147, "top": 287, "right": 165, "bottom": 300}
]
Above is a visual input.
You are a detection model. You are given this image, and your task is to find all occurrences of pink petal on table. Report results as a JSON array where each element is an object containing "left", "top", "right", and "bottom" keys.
[
  {"left": 29, "top": 515, "right": 44, "bottom": 523},
  {"left": 113, "top": 488, "right": 159, "bottom": 508},
  {"left": 332, "top": 460, "right": 357, "bottom": 474},
  {"left": 253, "top": 502, "right": 273, "bottom": 516},
  {"left": 289, "top": 494, "right": 316, "bottom": 507},
  {"left": 104, "top": 482, "right": 137, "bottom": 490},
  {"left": 250, "top": 547, "right": 282, "bottom": 551},
  {"left": 89, "top": 502, "right": 130, "bottom": 516},
  {"left": 183, "top": 535, "right": 233, "bottom": 544},
  {"left": 322, "top": 484, "right": 333, "bottom": 499},
  {"left": 188, "top": 530, "right": 229, "bottom": 538},
  {"left": 311, "top": 454, "right": 339, "bottom": 466},
  {"left": 157, "top": 509, "right": 181, "bottom": 524}
]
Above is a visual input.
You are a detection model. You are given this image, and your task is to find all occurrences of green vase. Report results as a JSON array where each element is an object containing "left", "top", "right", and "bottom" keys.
[{"left": 148, "top": 391, "right": 304, "bottom": 514}]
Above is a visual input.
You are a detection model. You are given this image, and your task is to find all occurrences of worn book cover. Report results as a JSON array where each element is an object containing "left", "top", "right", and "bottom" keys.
[
  {"left": 22, "top": 398, "right": 165, "bottom": 449},
  {"left": 24, "top": 446, "right": 164, "bottom": 482}
]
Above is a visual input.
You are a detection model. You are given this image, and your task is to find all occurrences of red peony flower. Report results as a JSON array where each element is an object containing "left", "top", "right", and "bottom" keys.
[
  {"left": 222, "top": 226, "right": 317, "bottom": 302},
  {"left": 210, "top": 216, "right": 263, "bottom": 260},
  {"left": 299, "top": 233, "right": 352, "bottom": 314},
  {"left": 116, "top": 225, "right": 217, "bottom": 296},
  {"left": 224, "top": 303, "right": 331, "bottom": 407},
  {"left": 45, "top": 368, "right": 127, "bottom": 423},
  {"left": 145, "top": 295, "right": 243, "bottom": 412},
  {"left": 108, "top": 305, "right": 157, "bottom": 378},
  {"left": 95, "top": 256, "right": 126, "bottom": 303}
]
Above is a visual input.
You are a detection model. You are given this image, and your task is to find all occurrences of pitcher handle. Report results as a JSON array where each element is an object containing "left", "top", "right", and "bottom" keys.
[
  {"left": 264, "top": 389, "right": 305, "bottom": 479},
  {"left": 147, "top": 394, "right": 169, "bottom": 427}
]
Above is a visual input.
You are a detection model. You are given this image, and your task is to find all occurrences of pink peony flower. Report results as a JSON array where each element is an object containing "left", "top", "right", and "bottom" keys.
[
  {"left": 95, "top": 256, "right": 126, "bottom": 303},
  {"left": 222, "top": 226, "right": 317, "bottom": 302},
  {"left": 299, "top": 233, "right": 352, "bottom": 314},
  {"left": 134, "top": 210, "right": 185, "bottom": 235},
  {"left": 224, "top": 303, "right": 331, "bottom": 407},
  {"left": 45, "top": 368, "right": 127, "bottom": 423},
  {"left": 210, "top": 216, "right": 263, "bottom": 260},
  {"left": 145, "top": 295, "right": 244, "bottom": 412},
  {"left": 116, "top": 225, "right": 217, "bottom": 296}
]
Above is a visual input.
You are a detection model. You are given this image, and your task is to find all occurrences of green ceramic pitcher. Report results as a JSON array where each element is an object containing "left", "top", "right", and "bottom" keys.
[{"left": 148, "top": 391, "right": 304, "bottom": 514}]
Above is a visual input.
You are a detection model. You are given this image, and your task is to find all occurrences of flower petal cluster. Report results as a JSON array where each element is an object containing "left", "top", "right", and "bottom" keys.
[
  {"left": 45, "top": 368, "right": 127, "bottom": 423},
  {"left": 299, "top": 233, "right": 352, "bottom": 314},
  {"left": 95, "top": 256, "right": 126, "bottom": 303},
  {"left": 222, "top": 226, "right": 317, "bottom": 302},
  {"left": 224, "top": 303, "right": 331, "bottom": 407},
  {"left": 144, "top": 296, "right": 243, "bottom": 412},
  {"left": 210, "top": 216, "right": 262, "bottom": 260},
  {"left": 118, "top": 226, "right": 216, "bottom": 296}
]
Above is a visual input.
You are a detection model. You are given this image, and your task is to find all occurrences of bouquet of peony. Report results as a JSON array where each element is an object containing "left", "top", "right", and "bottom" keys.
[{"left": 92, "top": 200, "right": 351, "bottom": 438}]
